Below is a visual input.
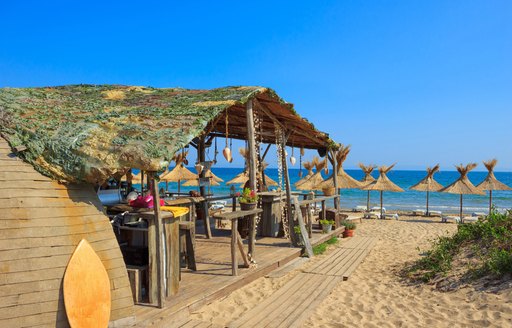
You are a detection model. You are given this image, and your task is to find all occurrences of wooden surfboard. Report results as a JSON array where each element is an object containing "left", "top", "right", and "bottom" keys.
[{"left": 64, "top": 239, "right": 111, "bottom": 328}]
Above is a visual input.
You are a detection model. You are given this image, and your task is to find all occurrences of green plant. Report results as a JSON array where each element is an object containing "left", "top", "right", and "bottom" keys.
[
  {"left": 237, "top": 188, "right": 258, "bottom": 204},
  {"left": 294, "top": 226, "right": 301, "bottom": 235},
  {"left": 319, "top": 219, "right": 334, "bottom": 226},
  {"left": 341, "top": 220, "right": 356, "bottom": 230},
  {"left": 313, "top": 237, "right": 338, "bottom": 255},
  {"left": 404, "top": 209, "right": 512, "bottom": 282}
]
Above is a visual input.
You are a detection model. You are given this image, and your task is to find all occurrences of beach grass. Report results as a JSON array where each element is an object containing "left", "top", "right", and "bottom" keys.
[
  {"left": 313, "top": 237, "right": 338, "bottom": 255},
  {"left": 404, "top": 208, "right": 512, "bottom": 282}
]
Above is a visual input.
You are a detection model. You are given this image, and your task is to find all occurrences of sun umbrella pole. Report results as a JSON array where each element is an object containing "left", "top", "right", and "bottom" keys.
[
  {"left": 367, "top": 190, "right": 370, "bottom": 212},
  {"left": 460, "top": 194, "right": 463, "bottom": 223},
  {"left": 489, "top": 190, "right": 493, "bottom": 214},
  {"left": 380, "top": 191, "right": 383, "bottom": 219},
  {"left": 426, "top": 190, "right": 430, "bottom": 216}
]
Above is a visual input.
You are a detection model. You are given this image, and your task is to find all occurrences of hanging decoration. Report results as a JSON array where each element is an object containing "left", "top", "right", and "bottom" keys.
[
  {"left": 275, "top": 124, "right": 288, "bottom": 239},
  {"left": 213, "top": 136, "right": 218, "bottom": 164},
  {"left": 289, "top": 145, "right": 296, "bottom": 166},
  {"left": 195, "top": 163, "right": 204, "bottom": 174},
  {"left": 223, "top": 109, "right": 232, "bottom": 162},
  {"left": 299, "top": 149, "right": 303, "bottom": 178}
]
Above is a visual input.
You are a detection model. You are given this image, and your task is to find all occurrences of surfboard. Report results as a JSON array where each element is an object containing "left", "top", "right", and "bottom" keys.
[{"left": 64, "top": 239, "right": 111, "bottom": 328}]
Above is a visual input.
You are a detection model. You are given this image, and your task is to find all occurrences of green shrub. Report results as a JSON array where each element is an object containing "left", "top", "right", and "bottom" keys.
[
  {"left": 341, "top": 220, "right": 356, "bottom": 230},
  {"left": 319, "top": 219, "right": 334, "bottom": 225}
]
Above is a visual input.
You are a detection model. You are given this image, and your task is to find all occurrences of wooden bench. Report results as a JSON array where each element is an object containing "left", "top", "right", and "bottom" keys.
[{"left": 213, "top": 209, "right": 262, "bottom": 276}]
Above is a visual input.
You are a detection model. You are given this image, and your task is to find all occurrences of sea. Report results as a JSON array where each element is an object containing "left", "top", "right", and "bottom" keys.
[{"left": 143, "top": 168, "right": 512, "bottom": 214}]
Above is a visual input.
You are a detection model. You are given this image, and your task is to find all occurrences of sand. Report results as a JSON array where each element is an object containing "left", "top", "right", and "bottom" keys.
[{"left": 191, "top": 216, "right": 512, "bottom": 327}]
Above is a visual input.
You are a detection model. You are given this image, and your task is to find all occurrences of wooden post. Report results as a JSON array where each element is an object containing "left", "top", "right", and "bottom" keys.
[
  {"left": 330, "top": 150, "right": 340, "bottom": 211},
  {"left": 426, "top": 190, "right": 430, "bottom": 216},
  {"left": 293, "top": 197, "right": 313, "bottom": 257},
  {"left": 141, "top": 171, "right": 145, "bottom": 193},
  {"left": 246, "top": 99, "right": 257, "bottom": 257},
  {"left": 231, "top": 218, "right": 238, "bottom": 276},
  {"left": 489, "top": 190, "right": 493, "bottom": 214},
  {"left": 198, "top": 137, "right": 212, "bottom": 238},
  {"left": 281, "top": 134, "right": 296, "bottom": 245},
  {"left": 380, "top": 191, "right": 383, "bottom": 219},
  {"left": 150, "top": 173, "right": 165, "bottom": 308},
  {"left": 460, "top": 194, "right": 463, "bottom": 223},
  {"left": 367, "top": 190, "right": 370, "bottom": 211}
]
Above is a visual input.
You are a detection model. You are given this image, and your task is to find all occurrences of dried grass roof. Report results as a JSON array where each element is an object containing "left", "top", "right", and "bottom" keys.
[
  {"left": 0, "top": 85, "right": 335, "bottom": 183},
  {"left": 440, "top": 163, "right": 484, "bottom": 195},
  {"left": 359, "top": 163, "right": 376, "bottom": 186},
  {"left": 182, "top": 169, "right": 222, "bottom": 186},
  {"left": 225, "top": 171, "right": 278, "bottom": 187},
  {"left": 409, "top": 164, "right": 444, "bottom": 192},
  {"left": 362, "top": 164, "right": 404, "bottom": 192},
  {"left": 477, "top": 159, "right": 511, "bottom": 191},
  {"left": 316, "top": 145, "right": 362, "bottom": 190},
  {"left": 296, "top": 158, "right": 326, "bottom": 191},
  {"left": 159, "top": 164, "right": 197, "bottom": 182},
  {"left": 294, "top": 157, "right": 318, "bottom": 188}
]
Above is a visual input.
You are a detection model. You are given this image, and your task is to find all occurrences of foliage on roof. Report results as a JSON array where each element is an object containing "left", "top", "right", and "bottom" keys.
[{"left": 0, "top": 85, "right": 273, "bottom": 183}]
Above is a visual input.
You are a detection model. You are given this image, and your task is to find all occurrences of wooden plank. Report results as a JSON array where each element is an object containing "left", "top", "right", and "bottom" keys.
[
  {"left": 1, "top": 205, "right": 103, "bottom": 220},
  {"left": 236, "top": 231, "right": 250, "bottom": 268},
  {"left": 231, "top": 218, "right": 238, "bottom": 276},
  {"left": 343, "top": 249, "right": 371, "bottom": 280},
  {"left": 292, "top": 197, "right": 313, "bottom": 257},
  {"left": 213, "top": 208, "right": 262, "bottom": 220}
]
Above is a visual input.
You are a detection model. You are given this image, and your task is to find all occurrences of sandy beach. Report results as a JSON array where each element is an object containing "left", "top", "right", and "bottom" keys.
[{"left": 191, "top": 215, "right": 512, "bottom": 327}]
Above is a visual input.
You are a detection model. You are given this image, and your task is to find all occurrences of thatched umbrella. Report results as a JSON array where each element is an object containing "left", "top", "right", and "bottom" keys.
[
  {"left": 409, "top": 164, "right": 444, "bottom": 216},
  {"left": 183, "top": 168, "right": 222, "bottom": 187},
  {"left": 362, "top": 164, "right": 404, "bottom": 218},
  {"left": 477, "top": 159, "right": 512, "bottom": 214},
  {"left": 359, "top": 163, "right": 376, "bottom": 211},
  {"left": 315, "top": 145, "right": 362, "bottom": 197},
  {"left": 226, "top": 148, "right": 277, "bottom": 188},
  {"left": 160, "top": 163, "right": 197, "bottom": 192},
  {"left": 440, "top": 163, "right": 484, "bottom": 222},
  {"left": 296, "top": 158, "right": 326, "bottom": 191},
  {"left": 294, "top": 160, "right": 314, "bottom": 187}
]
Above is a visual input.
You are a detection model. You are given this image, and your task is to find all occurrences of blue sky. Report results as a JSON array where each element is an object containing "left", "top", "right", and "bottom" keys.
[{"left": 1, "top": 1, "right": 511, "bottom": 171}]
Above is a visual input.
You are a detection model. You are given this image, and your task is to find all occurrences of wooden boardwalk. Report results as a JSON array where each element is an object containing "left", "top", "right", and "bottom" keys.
[
  {"left": 228, "top": 236, "right": 376, "bottom": 328},
  {"left": 132, "top": 228, "right": 344, "bottom": 327},
  {"left": 304, "top": 236, "right": 376, "bottom": 280}
]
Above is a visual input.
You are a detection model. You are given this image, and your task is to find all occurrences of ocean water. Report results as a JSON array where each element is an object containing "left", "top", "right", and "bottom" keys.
[{"left": 144, "top": 168, "right": 512, "bottom": 214}]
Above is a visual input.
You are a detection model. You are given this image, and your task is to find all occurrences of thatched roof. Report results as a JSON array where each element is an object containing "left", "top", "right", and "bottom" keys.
[
  {"left": 440, "top": 163, "right": 484, "bottom": 195},
  {"left": 359, "top": 163, "right": 376, "bottom": 186},
  {"left": 294, "top": 158, "right": 316, "bottom": 187},
  {"left": 409, "top": 164, "right": 444, "bottom": 192},
  {"left": 225, "top": 170, "right": 278, "bottom": 188},
  {"left": 159, "top": 164, "right": 197, "bottom": 182},
  {"left": 182, "top": 169, "right": 223, "bottom": 186},
  {"left": 316, "top": 145, "right": 362, "bottom": 190},
  {"left": 362, "top": 164, "right": 404, "bottom": 192},
  {"left": 0, "top": 85, "right": 336, "bottom": 184},
  {"left": 296, "top": 158, "right": 326, "bottom": 191},
  {"left": 477, "top": 159, "right": 512, "bottom": 191}
]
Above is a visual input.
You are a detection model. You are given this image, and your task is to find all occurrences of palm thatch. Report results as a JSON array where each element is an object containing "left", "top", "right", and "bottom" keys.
[
  {"left": 359, "top": 163, "right": 376, "bottom": 211},
  {"left": 0, "top": 85, "right": 337, "bottom": 184},
  {"left": 477, "top": 159, "right": 512, "bottom": 213},
  {"left": 226, "top": 148, "right": 277, "bottom": 188},
  {"left": 409, "top": 164, "right": 444, "bottom": 215},
  {"left": 182, "top": 168, "right": 222, "bottom": 187},
  {"left": 440, "top": 163, "right": 484, "bottom": 221},
  {"left": 316, "top": 145, "right": 362, "bottom": 190},
  {"left": 294, "top": 157, "right": 317, "bottom": 187},
  {"left": 362, "top": 164, "right": 404, "bottom": 217},
  {"left": 296, "top": 158, "right": 326, "bottom": 191}
]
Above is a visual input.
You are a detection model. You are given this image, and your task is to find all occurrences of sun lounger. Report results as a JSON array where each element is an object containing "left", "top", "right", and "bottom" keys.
[
  {"left": 352, "top": 205, "right": 367, "bottom": 212},
  {"left": 472, "top": 212, "right": 486, "bottom": 218},
  {"left": 364, "top": 212, "right": 381, "bottom": 219},
  {"left": 441, "top": 215, "right": 463, "bottom": 223},
  {"left": 370, "top": 206, "right": 386, "bottom": 213},
  {"left": 413, "top": 209, "right": 425, "bottom": 216},
  {"left": 429, "top": 210, "right": 442, "bottom": 216},
  {"left": 383, "top": 213, "right": 399, "bottom": 220}
]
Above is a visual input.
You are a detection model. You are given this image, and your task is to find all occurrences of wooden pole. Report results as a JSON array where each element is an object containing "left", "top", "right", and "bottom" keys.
[
  {"left": 489, "top": 190, "right": 493, "bottom": 214},
  {"left": 246, "top": 99, "right": 257, "bottom": 257},
  {"left": 150, "top": 172, "right": 165, "bottom": 308},
  {"left": 367, "top": 190, "right": 370, "bottom": 211},
  {"left": 330, "top": 150, "right": 340, "bottom": 211},
  {"left": 460, "top": 194, "right": 463, "bottom": 223},
  {"left": 197, "top": 137, "right": 212, "bottom": 238},
  {"left": 141, "top": 171, "right": 145, "bottom": 193},
  {"left": 380, "top": 191, "right": 383, "bottom": 219},
  {"left": 426, "top": 190, "right": 430, "bottom": 216},
  {"left": 281, "top": 134, "right": 295, "bottom": 245}
]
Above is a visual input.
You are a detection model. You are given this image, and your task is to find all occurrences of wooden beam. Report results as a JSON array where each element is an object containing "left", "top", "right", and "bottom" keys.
[
  {"left": 292, "top": 197, "right": 313, "bottom": 257},
  {"left": 254, "top": 98, "right": 286, "bottom": 130},
  {"left": 150, "top": 172, "right": 165, "bottom": 308},
  {"left": 246, "top": 99, "right": 257, "bottom": 258},
  {"left": 330, "top": 149, "right": 340, "bottom": 210},
  {"left": 261, "top": 143, "right": 272, "bottom": 161},
  {"left": 281, "top": 130, "right": 296, "bottom": 246},
  {"left": 197, "top": 137, "right": 212, "bottom": 239}
]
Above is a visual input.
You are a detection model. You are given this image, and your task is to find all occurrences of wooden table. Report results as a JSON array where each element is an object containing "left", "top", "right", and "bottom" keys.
[{"left": 213, "top": 209, "right": 262, "bottom": 276}]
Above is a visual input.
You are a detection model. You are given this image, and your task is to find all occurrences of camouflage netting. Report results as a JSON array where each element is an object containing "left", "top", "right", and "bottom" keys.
[{"left": 0, "top": 84, "right": 333, "bottom": 184}]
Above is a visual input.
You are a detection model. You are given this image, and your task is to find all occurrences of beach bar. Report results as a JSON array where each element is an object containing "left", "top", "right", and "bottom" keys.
[{"left": 0, "top": 85, "right": 341, "bottom": 326}]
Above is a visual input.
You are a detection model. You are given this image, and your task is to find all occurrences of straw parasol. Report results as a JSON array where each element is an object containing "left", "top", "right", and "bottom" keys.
[
  {"left": 477, "top": 159, "right": 512, "bottom": 214},
  {"left": 226, "top": 148, "right": 277, "bottom": 188},
  {"left": 294, "top": 157, "right": 317, "bottom": 188},
  {"left": 440, "top": 163, "right": 484, "bottom": 222},
  {"left": 315, "top": 145, "right": 362, "bottom": 195},
  {"left": 362, "top": 164, "right": 404, "bottom": 218},
  {"left": 296, "top": 158, "right": 326, "bottom": 191},
  {"left": 160, "top": 164, "right": 197, "bottom": 192},
  {"left": 182, "top": 168, "right": 222, "bottom": 187},
  {"left": 409, "top": 164, "right": 444, "bottom": 216},
  {"left": 359, "top": 163, "right": 376, "bottom": 211}
]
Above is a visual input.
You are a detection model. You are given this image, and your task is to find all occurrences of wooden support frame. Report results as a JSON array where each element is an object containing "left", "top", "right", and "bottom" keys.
[
  {"left": 246, "top": 99, "right": 257, "bottom": 258},
  {"left": 292, "top": 197, "right": 313, "bottom": 257},
  {"left": 150, "top": 172, "right": 165, "bottom": 308},
  {"left": 280, "top": 130, "right": 297, "bottom": 246},
  {"left": 328, "top": 149, "right": 340, "bottom": 210},
  {"left": 197, "top": 137, "right": 212, "bottom": 239}
]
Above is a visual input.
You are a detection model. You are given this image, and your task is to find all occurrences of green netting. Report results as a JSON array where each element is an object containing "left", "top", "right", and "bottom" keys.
[{"left": 0, "top": 85, "right": 270, "bottom": 183}]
